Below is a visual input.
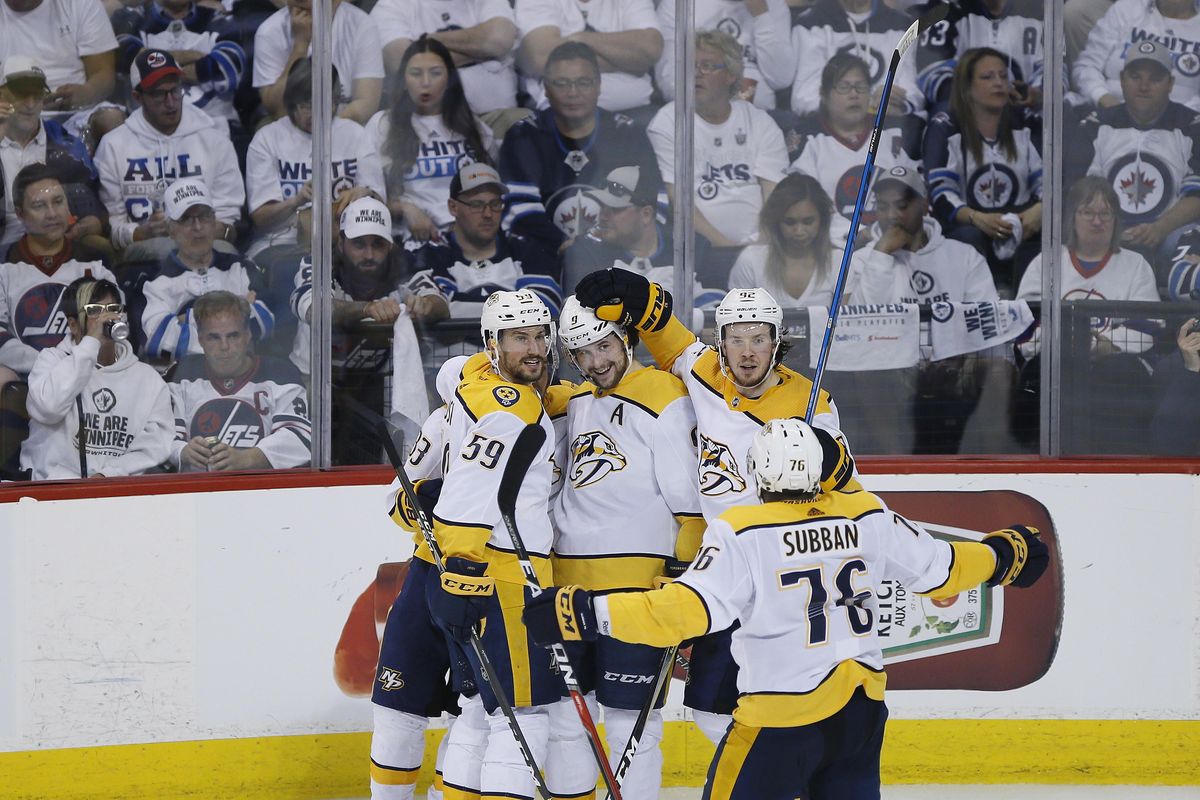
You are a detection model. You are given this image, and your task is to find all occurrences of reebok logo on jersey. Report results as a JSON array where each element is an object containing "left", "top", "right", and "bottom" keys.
[
  {"left": 377, "top": 667, "right": 405, "bottom": 691},
  {"left": 569, "top": 430, "right": 626, "bottom": 488},
  {"left": 698, "top": 434, "right": 746, "bottom": 496}
]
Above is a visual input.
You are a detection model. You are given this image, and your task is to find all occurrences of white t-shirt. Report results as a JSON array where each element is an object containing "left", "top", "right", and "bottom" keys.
[
  {"left": 0, "top": 0, "right": 117, "bottom": 90},
  {"left": 369, "top": 0, "right": 517, "bottom": 113},
  {"left": 252, "top": 2, "right": 384, "bottom": 90},
  {"left": 245, "top": 115, "right": 385, "bottom": 253},
  {"left": 515, "top": 0, "right": 659, "bottom": 112},
  {"left": 790, "top": 126, "right": 919, "bottom": 224},
  {"left": 366, "top": 111, "right": 495, "bottom": 229},
  {"left": 727, "top": 244, "right": 836, "bottom": 308},
  {"left": 648, "top": 99, "right": 788, "bottom": 245}
]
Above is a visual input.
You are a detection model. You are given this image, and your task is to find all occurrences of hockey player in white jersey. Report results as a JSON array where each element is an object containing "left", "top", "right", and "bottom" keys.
[
  {"left": 545, "top": 296, "right": 704, "bottom": 799},
  {"left": 168, "top": 291, "right": 309, "bottom": 471},
  {"left": 423, "top": 288, "right": 564, "bottom": 800},
  {"left": 575, "top": 267, "right": 859, "bottom": 744},
  {"left": 525, "top": 418, "right": 1049, "bottom": 800}
]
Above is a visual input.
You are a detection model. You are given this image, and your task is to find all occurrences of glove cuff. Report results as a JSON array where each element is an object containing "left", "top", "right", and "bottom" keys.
[
  {"left": 983, "top": 528, "right": 1031, "bottom": 586},
  {"left": 556, "top": 585, "right": 597, "bottom": 641},
  {"left": 442, "top": 557, "right": 494, "bottom": 596},
  {"left": 635, "top": 282, "right": 673, "bottom": 332}
]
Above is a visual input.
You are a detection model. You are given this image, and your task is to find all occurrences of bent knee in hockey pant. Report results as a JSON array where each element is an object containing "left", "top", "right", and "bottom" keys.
[
  {"left": 482, "top": 705, "right": 551, "bottom": 797},
  {"left": 545, "top": 696, "right": 600, "bottom": 797},
  {"left": 692, "top": 710, "right": 732, "bottom": 746},
  {"left": 370, "top": 705, "right": 430, "bottom": 798}
]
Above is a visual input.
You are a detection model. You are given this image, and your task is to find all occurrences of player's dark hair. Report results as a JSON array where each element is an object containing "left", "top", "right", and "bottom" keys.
[
  {"left": 774, "top": 337, "right": 792, "bottom": 367},
  {"left": 951, "top": 47, "right": 1018, "bottom": 164},
  {"left": 12, "top": 162, "right": 63, "bottom": 211},
  {"left": 384, "top": 37, "right": 491, "bottom": 200},
  {"left": 759, "top": 173, "right": 833, "bottom": 297},
  {"left": 545, "top": 41, "right": 601, "bottom": 79},
  {"left": 194, "top": 290, "right": 251, "bottom": 330},
  {"left": 62, "top": 277, "right": 121, "bottom": 321},
  {"left": 818, "top": 53, "right": 871, "bottom": 120},
  {"left": 283, "top": 57, "right": 342, "bottom": 115},
  {"left": 1064, "top": 175, "right": 1123, "bottom": 253}
]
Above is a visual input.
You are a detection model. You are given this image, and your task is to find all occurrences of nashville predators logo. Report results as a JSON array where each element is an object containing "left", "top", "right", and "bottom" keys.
[
  {"left": 377, "top": 667, "right": 405, "bottom": 691},
  {"left": 698, "top": 434, "right": 746, "bottom": 496},
  {"left": 570, "top": 430, "right": 626, "bottom": 488}
]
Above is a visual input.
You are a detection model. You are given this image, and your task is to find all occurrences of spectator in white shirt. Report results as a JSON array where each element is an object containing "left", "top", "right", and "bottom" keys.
[
  {"left": 370, "top": 0, "right": 528, "bottom": 134},
  {"left": 252, "top": 0, "right": 383, "bottom": 125},
  {"left": 94, "top": 49, "right": 243, "bottom": 260},
  {"left": 516, "top": 0, "right": 663, "bottom": 113},
  {"left": 0, "top": 0, "right": 117, "bottom": 113},
  {"left": 246, "top": 58, "right": 385, "bottom": 258},
  {"left": 23, "top": 276, "right": 173, "bottom": 480}
]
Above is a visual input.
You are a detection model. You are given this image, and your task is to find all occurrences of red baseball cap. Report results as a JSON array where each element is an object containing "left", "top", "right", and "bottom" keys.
[{"left": 132, "top": 49, "right": 183, "bottom": 91}]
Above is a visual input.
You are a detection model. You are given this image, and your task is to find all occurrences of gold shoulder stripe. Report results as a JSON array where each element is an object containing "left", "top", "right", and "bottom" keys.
[
  {"left": 609, "top": 367, "right": 689, "bottom": 415},
  {"left": 457, "top": 378, "right": 545, "bottom": 425}
]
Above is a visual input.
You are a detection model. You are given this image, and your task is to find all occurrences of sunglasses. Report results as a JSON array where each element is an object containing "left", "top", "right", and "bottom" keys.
[{"left": 82, "top": 303, "right": 124, "bottom": 316}]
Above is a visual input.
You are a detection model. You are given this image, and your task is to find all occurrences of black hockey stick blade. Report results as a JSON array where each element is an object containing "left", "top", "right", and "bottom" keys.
[
  {"left": 497, "top": 423, "right": 548, "bottom": 518},
  {"left": 895, "top": 3, "right": 948, "bottom": 59}
]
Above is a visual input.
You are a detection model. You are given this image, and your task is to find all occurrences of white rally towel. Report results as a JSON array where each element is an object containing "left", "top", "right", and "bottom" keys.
[
  {"left": 808, "top": 303, "right": 921, "bottom": 371},
  {"left": 390, "top": 306, "right": 431, "bottom": 425},
  {"left": 928, "top": 300, "right": 1035, "bottom": 361}
]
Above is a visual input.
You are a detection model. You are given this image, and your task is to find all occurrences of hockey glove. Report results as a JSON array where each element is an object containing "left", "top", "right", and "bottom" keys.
[
  {"left": 654, "top": 557, "right": 691, "bottom": 590},
  {"left": 522, "top": 585, "right": 599, "bottom": 646},
  {"left": 574, "top": 268, "right": 673, "bottom": 332},
  {"left": 390, "top": 478, "right": 442, "bottom": 533},
  {"left": 809, "top": 426, "right": 856, "bottom": 493},
  {"left": 430, "top": 557, "right": 494, "bottom": 641},
  {"left": 983, "top": 525, "right": 1049, "bottom": 588}
]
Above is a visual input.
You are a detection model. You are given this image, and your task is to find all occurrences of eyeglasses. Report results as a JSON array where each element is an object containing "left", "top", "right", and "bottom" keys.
[
  {"left": 547, "top": 77, "right": 597, "bottom": 91},
  {"left": 140, "top": 85, "right": 184, "bottom": 100},
  {"left": 1076, "top": 209, "right": 1115, "bottom": 222},
  {"left": 604, "top": 180, "right": 635, "bottom": 199},
  {"left": 456, "top": 198, "right": 504, "bottom": 213},
  {"left": 696, "top": 61, "right": 728, "bottom": 75},
  {"left": 832, "top": 81, "right": 871, "bottom": 95},
  {"left": 82, "top": 303, "right": 124, "bottom": 316},
  {"left": 178, "top": 209, "right": 216, "bottom": 225}
]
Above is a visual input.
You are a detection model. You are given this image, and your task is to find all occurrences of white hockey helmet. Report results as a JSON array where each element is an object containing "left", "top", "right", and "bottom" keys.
[
  {"left": 558, "top": 294, "right": 634, "bottom": 379},
  {"left": 715, "top": 287, "right": 784, "bottom": 390},
  {"left": 746, "top": 418, "right": 824, "bottom": 497},
  {"left": 480, "top": 289, "right": 557, "bottom": 372}
]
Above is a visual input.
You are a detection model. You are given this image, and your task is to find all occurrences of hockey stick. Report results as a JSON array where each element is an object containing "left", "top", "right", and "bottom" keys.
[
  {"left": 377, "top": 418, "right": 554, "bottom": 800},
  {"left": 497, "top": 423, "right": 624, "bottom": 800},
  {"left": 804, "top": 3, "right": 950, "bottom": 423},
  {"left": 603, "top": 644, "right": 678, "bottom": 800}
]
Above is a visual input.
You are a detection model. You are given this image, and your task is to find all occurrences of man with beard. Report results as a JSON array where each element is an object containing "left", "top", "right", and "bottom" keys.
[
  {"left": 289, "top": 196, "right": 446, "bottom": 463},
  {"left": 410, "top": 163, "right": 562, "bottom": 320},
  {"left": 542, "top": 295, "right": 702, "bottom": 800},
  {"left": 424, "top": 288, "right": 563, "bottom": 800},
  {"left": 575, "top": 268, "right": 859, "bottom": 747},
  {"left": 169, "top": 290, "right": 310, "bottom": 472}
]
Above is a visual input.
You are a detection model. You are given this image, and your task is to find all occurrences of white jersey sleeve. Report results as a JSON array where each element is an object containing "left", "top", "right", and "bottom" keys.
[{"left": 675, "top": 518, "right": 755, "bottom": 634}]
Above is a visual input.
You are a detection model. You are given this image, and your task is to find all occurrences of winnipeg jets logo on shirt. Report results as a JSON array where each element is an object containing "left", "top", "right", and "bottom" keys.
[
  {"left": 1108, "top": 154, "right": 1170, "bottom": 222},
  {"left": 191, "top": 398, "right": 266, "bottom": 447},
  {"left": 835, "top": 42, "right": 884, "bottom": 83},
  {"left": 968, "top": 165, "right": 1019, "bottom": 209},
  {"left": 697, "top": 434, "right": 747, "bottom": 496},
  {"left": 92, "top": 388, "right": 117, "bottom": 413},
  {"left": 569, "top": 430, "right": 627, "bottom": 488},
  {"left": 15, "top": 284, "right": 71, "bottom": 349},
  {"left": 549, "top": 186, "right": 600, "bottom": 237}
]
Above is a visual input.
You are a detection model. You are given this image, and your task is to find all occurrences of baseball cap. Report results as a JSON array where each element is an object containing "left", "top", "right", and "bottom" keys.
[
  {"left": 873, "top": 165, "right": 927, "bottom": 199},
  {"left": 0, "top": 55, "right": 47, "bottom": 88},
  {"left": 340, "top": 197, "right": 394, "bottom": 242},
  {"left": 132, "top": 49, "right": 183, "bottom": 91},
  {"left": 589, "top": 166, "right": 656, "bottom": 209},
  {"left": 163, "top": 179, "right": 213, "bottom": 222},
  {"left": 1124, "top": 40, "right": 1173, "bottom": 74},
  {"left": 450, "top": 163, "right": 507, "bottom": 198}
]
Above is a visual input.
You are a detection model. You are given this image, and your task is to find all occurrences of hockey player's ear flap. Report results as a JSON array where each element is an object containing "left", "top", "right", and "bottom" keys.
[
  {"left": 806, "top": 425, "right": 855, "bottom": 493},
  {"left": 575, "top": 268, "right": 673, "bottom": 333},
  {"left": 983, "top": 525, "right": 1049, "bottom": 588}
]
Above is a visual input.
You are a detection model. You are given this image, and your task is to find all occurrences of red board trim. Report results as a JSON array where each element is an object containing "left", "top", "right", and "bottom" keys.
[{"left": 0, "top": 458, "right": 1197, "bottom": 505}]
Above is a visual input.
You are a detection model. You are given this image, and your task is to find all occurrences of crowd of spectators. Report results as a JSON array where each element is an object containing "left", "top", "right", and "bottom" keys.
[{"left": 0, "top": 0, "right": 1195, "bottom": 477}]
